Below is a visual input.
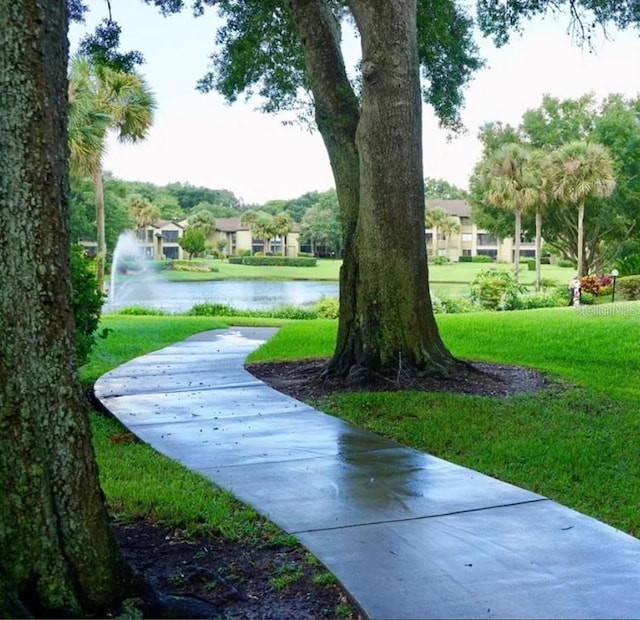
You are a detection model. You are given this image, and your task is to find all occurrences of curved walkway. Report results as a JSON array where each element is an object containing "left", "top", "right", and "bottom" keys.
[{"left": 94, "top": 327, "right": 640, "bottom": 619}]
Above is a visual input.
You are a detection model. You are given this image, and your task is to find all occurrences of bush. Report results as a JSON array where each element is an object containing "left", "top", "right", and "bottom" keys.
[
  {"left": 432, "top": 296, "right": 478, "bottom": 314},
  {"left": 238, "top": 256, "right": 317, "bottom": 267},
  {"left": 228, "top": 256, "right": 244, "bottom": 265},
  {"left": 580, "top": 275, "right": 601, "bottom": 296},
  {"left": 115, "top": 306, "right": 168, "bottom": 316},
  {"left": 527, "top": 259, "right": 536, "bottom": 271},
  {"left": 431, "top": 256, "right": 450, "bottom": 265},
  {"left": 314, "top": 297, "right": 339, "bottom": 319},
  {"left": 471, "top": 255, "right": 493, "bottom": 263},
  {"left": 617, "top": 275, "right": 640, "bottom": 300},
  {"left": 615, "top": 253, "right": 640, "bottom": 277},
  {"left": 188, "top": 303, "right": 239, "bottom": 316},
  {"left": 517, "top": 289, "right": 569, "bottom": 310},
  {"left": 557, "top": 259, "right": 575, "bottom": 269},
  {"left": 470, "top": 269, "right": 525, "bottom": 311},
  {"left": 458, "top": 256, "right": 472, "bottom": 263},
  {"left": 167, "top": 260, "right": 216, "bottom": 273},
  {"left": 70, "top": 244, "right": 106, "bottom": 366}
]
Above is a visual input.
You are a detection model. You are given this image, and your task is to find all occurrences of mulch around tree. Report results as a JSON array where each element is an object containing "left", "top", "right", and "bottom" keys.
[
  {"left": 112, "top": 357, "right": 548, "bottom": 619},
  {"left": 113, "top": 519, "right": 362, "bottom": 619}
]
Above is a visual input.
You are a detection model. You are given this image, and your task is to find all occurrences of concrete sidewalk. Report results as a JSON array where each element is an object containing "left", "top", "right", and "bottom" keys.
[{"left": 94, "top": 327, "right": 640, "bottom": 619}]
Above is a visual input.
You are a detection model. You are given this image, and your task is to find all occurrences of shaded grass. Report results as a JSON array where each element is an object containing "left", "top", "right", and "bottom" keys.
[{"left": 248, "top": 304, "right": 640, "bottom": 537}]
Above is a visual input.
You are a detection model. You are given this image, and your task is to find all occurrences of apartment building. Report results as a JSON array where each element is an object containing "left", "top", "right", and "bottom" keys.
[
  {"left": 426, "top": 199, "right": 535, "bottom": 262},
  {"left": 135, "top": 217, "right": 300, "bottom": 260}
]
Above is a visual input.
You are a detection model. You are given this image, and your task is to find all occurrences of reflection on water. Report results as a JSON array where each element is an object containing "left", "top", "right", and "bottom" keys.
[{"left": 104, "top": 279, "right": 339, "bottom": 313}]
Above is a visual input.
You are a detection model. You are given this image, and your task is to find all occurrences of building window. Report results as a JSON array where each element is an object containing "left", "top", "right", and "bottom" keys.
[
  {"left": 462, "top": 249, "right": 472, "bottom": 257},
  {"left": 461, "top": 233, "right": 472, "bottom": 242},
  {"left": 164, "top": 247, "right": 179, "bottom": 259},
  {"left": 477, "top": 233, "right": 497, "bottom": 246},
  {"left": 163, "top": 230, "right": 179, "bottom": 242}
]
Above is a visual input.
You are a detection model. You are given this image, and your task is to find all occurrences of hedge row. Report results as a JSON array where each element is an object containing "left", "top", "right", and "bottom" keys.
[
  {"left": 617, "top": 275, "right": 640, "bottom": 300},
  {"left": 227, "top": 256, "right": 317, "bottom": 267}
]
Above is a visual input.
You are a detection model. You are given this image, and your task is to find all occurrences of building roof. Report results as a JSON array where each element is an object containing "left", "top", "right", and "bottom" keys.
[
  {"left": 426, "top": 199, "right": 471, "bottom": 217},
  {"left": 215, "top": 217, "right": 250, "bottom": 232}
]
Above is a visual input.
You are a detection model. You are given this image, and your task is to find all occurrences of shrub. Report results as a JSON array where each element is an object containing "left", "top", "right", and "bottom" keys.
[
  {"left": 167, "top": 260, "right": 215, "bottom": 273},
  {"left": 470, "top": 269, "right": 525, "bottom": 311},
  {"left": 580, "top": 275, "right": 601, "bottom": 296},
  {"left": 557, "top": 259, "right": 575, "bottom": 268},
  {"left": 239, "top": 256, "right": 317, "bottom": 267},
  {"left": 115, "top": 306, "right": 168, "bottom": 316},
  {"left": 458, "top": 256, "right": 472, "bottom": 263},
  {"left": 188, "top": 303, "right": 238, "bottom": 316},
  {"left": 431, "top": 256, "right": 450, "bottom": 265},
  {"left": 70, "top": 244, "right": 106, "bottom": 366},
  {"left": 615, "top": 253, "right": 640, "bottom": 277},
  {"left": 439, "top": 296, "right": 478, "bottom": 314},
  {"left": 517, "top": 289, "right": 568, "bottom": 310},
  {"left": 616, "top": 275, "right": 640, "bottom": 300},
  {"left": 314, "top": 297, "right": 339, "bottom": 319},
  {"left": 228, "top": 256, "right": 244, "bottom": 265},
  {"left": 527, "top": 259, "right": 536, "bottom": 271},
  {"left": 471, "top": 255, "right": 493, "bottom": 263}
]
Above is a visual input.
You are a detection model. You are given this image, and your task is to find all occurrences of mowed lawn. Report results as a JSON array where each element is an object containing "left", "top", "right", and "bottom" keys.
[
  {"left": 248, "top": 304, "right": 640, "bottom": 537},
  {"left": 159, "top": 258, "right": 575, "bottom": 291}
]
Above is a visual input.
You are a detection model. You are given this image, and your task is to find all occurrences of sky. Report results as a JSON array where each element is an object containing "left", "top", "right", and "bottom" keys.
[{"left": 69, "top": 3, "right": 640, "bottom": 205}]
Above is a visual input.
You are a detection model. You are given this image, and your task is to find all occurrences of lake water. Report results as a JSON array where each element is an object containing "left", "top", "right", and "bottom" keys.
[{"left": 104, "top": 278, "right": 339, "bottom": 313}]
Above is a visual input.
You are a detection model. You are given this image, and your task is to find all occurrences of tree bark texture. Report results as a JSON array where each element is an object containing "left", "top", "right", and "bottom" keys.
[
  {"left": 0, "top": 2, "right": 128, "bottom": 616},
  {"left": 290, "top": 0, "right": 456, "bottom": 376}
]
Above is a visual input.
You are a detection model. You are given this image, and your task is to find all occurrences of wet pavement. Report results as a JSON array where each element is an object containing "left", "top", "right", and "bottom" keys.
[{"left": 94, "top": 327, "right": 640, "bottom": 619}]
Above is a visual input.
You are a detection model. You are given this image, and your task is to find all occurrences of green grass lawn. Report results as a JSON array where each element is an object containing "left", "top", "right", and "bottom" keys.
[
  {"left": 248, "top": 304, "right": 640, "bottom": 537},
  {"left": 84, "top": 304, "right": 640, "bottom": 541},
  {"left": 155, "top": 258, "right": 575, "bottom": 292},
  {"left": 162, "top": 258, "right": 342, "bottom": 281}
]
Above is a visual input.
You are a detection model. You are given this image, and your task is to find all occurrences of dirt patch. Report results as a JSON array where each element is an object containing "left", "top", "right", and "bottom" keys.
[
  {"left": 114, "top": 519, "right": 361, "bottom": 619},
  {"left": 247, "top": 358, "right": 549, "bottom": 402}
]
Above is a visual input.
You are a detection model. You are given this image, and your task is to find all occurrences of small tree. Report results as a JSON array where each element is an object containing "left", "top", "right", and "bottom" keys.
[{"left": 179, "top": 228, "right": 206, "bottom": 258}]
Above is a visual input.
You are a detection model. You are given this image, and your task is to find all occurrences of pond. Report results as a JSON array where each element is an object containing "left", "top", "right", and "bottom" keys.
[{"left": 104, "top": 278, "right": 339, "bottom": 313}]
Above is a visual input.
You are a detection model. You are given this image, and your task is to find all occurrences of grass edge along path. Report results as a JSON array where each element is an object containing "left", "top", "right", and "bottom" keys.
[
  {"left": 81, "top": 315, "right": 358, "bottom": 619},
  {"left": 248, "top": 304, "right": 640, "bottom": 538}
]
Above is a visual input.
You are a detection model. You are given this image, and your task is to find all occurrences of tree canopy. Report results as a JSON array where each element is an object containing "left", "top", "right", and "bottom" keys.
[{"left": 471, "top": 93, "right": 640, "bottom": 273}]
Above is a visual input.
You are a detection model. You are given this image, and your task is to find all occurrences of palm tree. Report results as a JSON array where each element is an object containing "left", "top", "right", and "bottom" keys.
[
  {"left": 483, "top": 143, "right": 539, "bottom": 283},
  {"left": 425, "top": 207, "right": 449, "bottom": 258},
  {"left": 440, "top": 216, "right": 461, "bottom": 258},
  {"left": 549, "top": 141, "right": 616, "bottom": 276},
  {"left": 273, "top": 212, "right": 294, "bottom": 256},
  {"left": 526, "top": 150, "right": 552, "bottom": 292},
  {"left": 240, "top": 210, "right": 275, "bottom": 254},
  {"left": 128, "top": 194, "right": 159, "bottom": 243},
  {"left": 68, "top": 55, "right": 156, "bottom": 289}
]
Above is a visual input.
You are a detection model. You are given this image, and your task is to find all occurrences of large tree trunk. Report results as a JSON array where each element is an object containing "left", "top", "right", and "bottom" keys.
[
  {"left": 289, "top": 0, "right": 456, "bottom": 378},
  {"left": 0, "top": 2, "right": 129, "bottom": 616},
  {"left": 93, "top": 166, "right": 107, "bottom": 289}
]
